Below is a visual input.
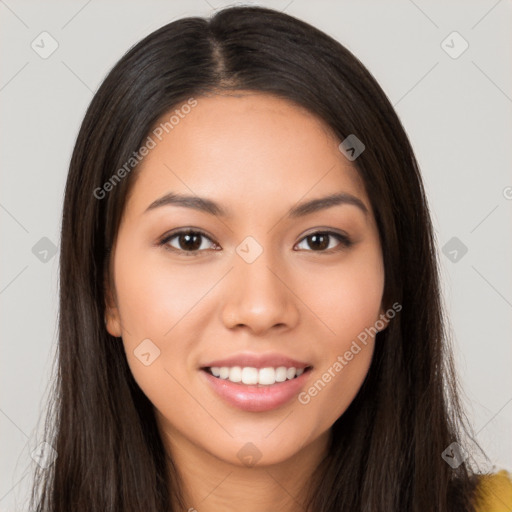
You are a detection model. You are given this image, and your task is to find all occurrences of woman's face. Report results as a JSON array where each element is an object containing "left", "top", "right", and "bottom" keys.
[{"left": 106, "top": 92, "right": 387, "bottom": 467}]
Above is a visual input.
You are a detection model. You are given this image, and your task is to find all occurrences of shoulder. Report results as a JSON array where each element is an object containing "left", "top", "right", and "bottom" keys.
[{"left": 474, "top": 469, "right": 512, "bottom": 512}]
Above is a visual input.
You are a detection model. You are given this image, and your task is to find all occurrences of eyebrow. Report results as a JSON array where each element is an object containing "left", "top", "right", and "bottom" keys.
[{"left": 143, "top": 191, "right": 368, "bottom": 218}]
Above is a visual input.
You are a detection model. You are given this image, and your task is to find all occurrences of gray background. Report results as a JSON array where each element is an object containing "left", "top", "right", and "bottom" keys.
[{"left": 1, "top": 0, "right": 511, "bottom": 509}]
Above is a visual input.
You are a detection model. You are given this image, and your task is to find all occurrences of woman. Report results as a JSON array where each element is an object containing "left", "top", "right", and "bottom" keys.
[{"left": 30, "top": 5, "right": 512, "bottom": 511}]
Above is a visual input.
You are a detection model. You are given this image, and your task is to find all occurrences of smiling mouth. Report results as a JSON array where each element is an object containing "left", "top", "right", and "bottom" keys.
[{"left": 203, "top": 365, "right": 313, "bottom": 386}]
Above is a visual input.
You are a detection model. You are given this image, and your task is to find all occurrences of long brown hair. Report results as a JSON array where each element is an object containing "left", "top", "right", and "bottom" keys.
[{"left": 31, "top": 6, "right": 487, "bottom": 511}]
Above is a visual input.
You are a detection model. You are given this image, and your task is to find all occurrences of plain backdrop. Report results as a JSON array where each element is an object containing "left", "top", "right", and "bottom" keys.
[{"left": 1, "top": 0, "right": 511, "bottom": 509}]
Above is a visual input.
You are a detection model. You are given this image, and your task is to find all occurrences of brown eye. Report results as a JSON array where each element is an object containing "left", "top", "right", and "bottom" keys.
[
  {"left": 295, "top": 231, "right": 352, "bottom": 252},
  {"left": 159, "top": 229, "right": 218, "bottom": 256}
]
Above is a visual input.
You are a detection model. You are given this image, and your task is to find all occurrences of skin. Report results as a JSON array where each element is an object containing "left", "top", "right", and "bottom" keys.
[{"left": 105, "top": 92, "right": 388, "bottom": 511}]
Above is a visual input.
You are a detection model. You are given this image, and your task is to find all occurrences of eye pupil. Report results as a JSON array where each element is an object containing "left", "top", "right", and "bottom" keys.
[
  {"left": 308, "top": 233, "right": 329, "bottom": 250},
  {"left": 179, "top": 233, "right": 202, "bottom": 251}
]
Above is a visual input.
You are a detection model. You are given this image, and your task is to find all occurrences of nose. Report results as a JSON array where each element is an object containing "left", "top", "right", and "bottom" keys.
[{"left": 220, "top": 249, "right": 301, "bottom": 335}]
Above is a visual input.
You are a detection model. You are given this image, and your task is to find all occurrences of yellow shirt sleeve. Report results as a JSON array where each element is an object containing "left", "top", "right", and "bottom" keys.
[{"left": 474, "top": 469, "right": 512, "bottom": 512}]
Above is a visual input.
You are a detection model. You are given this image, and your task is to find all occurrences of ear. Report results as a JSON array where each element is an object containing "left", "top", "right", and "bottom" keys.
[
  {"left": 376, "top": 304, "right": 391, "bottom": 333},
  {"left": 104, "top": 269, "right": 122, "bottom": 338}
]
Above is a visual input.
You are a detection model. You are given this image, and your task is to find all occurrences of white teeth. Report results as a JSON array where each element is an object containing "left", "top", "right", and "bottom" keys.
[
  {"left": 208, "top": 365, "right": 307, "bottom": 385},
  {"left": 241, "top": 367, "right": 258, "bottom": 385},
  {"left": 275, "top": 366, "right": 287, "bottom": 382},
  {"left": 229, "top": 366, "right": 242, "bottom": 383},
  {"left": 258, "top": 367, "right": 276, "bottom": 386}
]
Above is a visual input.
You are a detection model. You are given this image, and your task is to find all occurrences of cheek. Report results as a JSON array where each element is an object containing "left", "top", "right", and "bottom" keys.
[
  {"left": 294, "top": 249, "right": 383, "bottom": 422},
  {"left": 300, "top": 342, "right": 374, "bottom": 431},
  {"left": 298, "top": 248, "right": 385, "bottom": 341},
  {"left": 112, "top": 242, "right": 218, "bottom": 391},
  {"left": 113, "top": 241, "right": 211, "bottom": 338},
  {"left": 112, "top": 251, "right": 199, "bottom": 415}
]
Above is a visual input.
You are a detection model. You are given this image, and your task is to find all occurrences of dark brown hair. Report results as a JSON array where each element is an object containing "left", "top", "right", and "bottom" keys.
[{"left": 31, "top": 5, "right": 488, "bottom": 511}]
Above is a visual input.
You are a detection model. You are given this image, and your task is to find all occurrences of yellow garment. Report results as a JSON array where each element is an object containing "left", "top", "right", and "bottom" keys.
[{"left": 474, "top": 470, "right": 512, "bottom": 511}]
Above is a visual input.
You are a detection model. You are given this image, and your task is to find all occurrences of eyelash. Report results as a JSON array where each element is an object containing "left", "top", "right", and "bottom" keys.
[{"left": 158, "top": 228, "right": 353, "bottom": 257}]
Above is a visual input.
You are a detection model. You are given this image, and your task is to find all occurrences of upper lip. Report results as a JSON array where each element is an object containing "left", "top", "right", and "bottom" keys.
[{"left": 201, "top": 352, "right": 312, "bottom": 370}]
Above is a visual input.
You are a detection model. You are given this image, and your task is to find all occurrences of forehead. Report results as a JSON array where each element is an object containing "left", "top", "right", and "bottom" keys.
[{"left": 123, "top": 92, "right": 369, "bottom": 217}]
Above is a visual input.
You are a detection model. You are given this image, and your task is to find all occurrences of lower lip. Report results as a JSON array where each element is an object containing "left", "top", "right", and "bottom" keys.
[{"left": 201, "top": 368, "right": 311, "bottom": 412}]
